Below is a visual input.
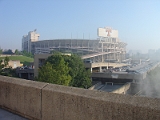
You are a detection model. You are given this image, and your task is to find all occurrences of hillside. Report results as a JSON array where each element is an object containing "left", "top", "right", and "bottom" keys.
[{"left": 0, "top": 55, "right": 34, "bottom": 65}]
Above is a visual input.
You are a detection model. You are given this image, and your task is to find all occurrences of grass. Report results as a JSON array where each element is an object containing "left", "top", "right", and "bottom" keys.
[{"left": 0, "top": 55, "right": 34, "bottom": 65}]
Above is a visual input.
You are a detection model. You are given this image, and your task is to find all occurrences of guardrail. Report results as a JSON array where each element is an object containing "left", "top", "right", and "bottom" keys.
[
  {"left": 112, "top": 83, "right": 131, "bottom": 94},
  {"left": 0, "top": 75, "right": 160, "bottom": 120}
]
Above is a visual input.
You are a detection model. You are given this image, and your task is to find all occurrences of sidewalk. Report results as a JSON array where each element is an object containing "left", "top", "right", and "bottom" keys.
[{"left": 0, "top": 108, "right": 27, "bottom": 120}]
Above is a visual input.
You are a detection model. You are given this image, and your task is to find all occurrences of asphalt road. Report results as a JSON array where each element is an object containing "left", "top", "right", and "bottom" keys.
[{"left": 0, "top": 108, "right": 27, "bottom": 120}]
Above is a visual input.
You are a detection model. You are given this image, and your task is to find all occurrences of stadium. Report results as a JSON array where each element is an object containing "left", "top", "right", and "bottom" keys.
[{"left": 22, "top": 27, "right": 127, "bottom": 62}]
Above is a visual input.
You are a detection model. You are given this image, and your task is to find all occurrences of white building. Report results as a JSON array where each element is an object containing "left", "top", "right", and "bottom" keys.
[{"left": 22, "top": 30, "right": 40, "bottom": 53}]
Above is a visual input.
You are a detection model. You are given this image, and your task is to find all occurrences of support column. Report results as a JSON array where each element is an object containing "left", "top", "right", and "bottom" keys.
[
  {"left": 28, "top": 73, "right": 30, "bottom": 80},
  {"left": 19, "top": 73, "right": 21, "bottom": 78},
  {"left": 99, "top": 66, "right": 102, "bottom": 72},
  {"left": 90, "top": 67, "right": 92, "bottom": 73}
]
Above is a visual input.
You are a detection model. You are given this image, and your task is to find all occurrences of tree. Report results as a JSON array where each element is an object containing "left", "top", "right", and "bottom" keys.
[
  {"left": 15, "top": 49, "right": 19, "bottom": 55},
  {"left": 22, "top": 50, "right": 33, "bottom": 58},
  {"left": 4, "top": 56, "right": 9, "bottom": 67},
  {"left": 0, "top": 49, "right": 2, "bottom": 55},
  {"left": 38, "top": 53, "right": 71, "bottom": 86},
  {"left": 63, "top": 54, "right": 91, "bottom": 88},
  {"left": 3, "top": 49, "right": 13, "bottom": 54},
  {"left": 50, "top": 50, "right": 57, "bottom": 54},
  {"left": 0, "top": 60, "right": 4, "bottom": 73},
  {"left": 37, "top": 52, "right": 91, "bottom": 88}
]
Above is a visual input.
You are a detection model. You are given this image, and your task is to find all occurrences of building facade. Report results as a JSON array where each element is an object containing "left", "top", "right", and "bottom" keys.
[
  {"left": 22, "top": 27, "right": 127, "bottom": 62},
  {"left": 22, "top": 30, "right": 40, "bottom": 53}
]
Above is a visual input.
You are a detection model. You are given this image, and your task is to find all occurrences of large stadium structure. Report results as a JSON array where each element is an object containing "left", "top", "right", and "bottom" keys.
[{"left": 22, "top": 27, "right": 127, "bottom": 62}]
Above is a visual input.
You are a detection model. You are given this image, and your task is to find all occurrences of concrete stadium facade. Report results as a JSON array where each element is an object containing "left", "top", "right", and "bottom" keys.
[{"left": 22, "top": 28, "right": 127, "bottom": 62}]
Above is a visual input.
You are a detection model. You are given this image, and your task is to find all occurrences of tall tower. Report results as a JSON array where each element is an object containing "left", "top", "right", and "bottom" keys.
[{"left": 22, "top": 30, "right": 40, "bottom": 53}]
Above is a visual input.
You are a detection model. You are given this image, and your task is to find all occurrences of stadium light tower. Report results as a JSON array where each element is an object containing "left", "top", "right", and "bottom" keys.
[{"left": 105, "top": 27, "right": 112, "bottom": 65}]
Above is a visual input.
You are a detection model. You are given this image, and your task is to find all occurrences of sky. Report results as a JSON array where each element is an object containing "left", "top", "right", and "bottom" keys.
[{"left": 0, "top": 0, "right": 160, "bottom": 53}]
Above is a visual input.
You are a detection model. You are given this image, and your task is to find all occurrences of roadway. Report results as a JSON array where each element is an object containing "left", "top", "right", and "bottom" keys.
[
  {"left": 94, "top": 84, "right": 124, "bottom": 92},
  {"left": 0, "top": 108, "right": 27, "bottom": 120}
]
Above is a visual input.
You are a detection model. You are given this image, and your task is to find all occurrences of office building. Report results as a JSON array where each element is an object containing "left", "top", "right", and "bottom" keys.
[{"left": 22, "top": 29, "right": 40, "bottom": 53}]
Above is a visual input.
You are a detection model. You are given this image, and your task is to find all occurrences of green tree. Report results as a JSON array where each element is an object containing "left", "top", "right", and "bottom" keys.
[
  {"left": 63, "top": 54, "right": 91, "bottom": 88},
  {"left": 0, "top": 60, "right": 4, "bottom": 73},
  {"left": 38, "top": 53, "right": 71, "bottom": 86},
  {"left": 3, "top": 49, "right": 13, "bottom": 54},
  {"left": 38, "top": 52, "right": 91, "bottom": 88},
  {"left": 22, "top": 50, "right": 33, "bottom": 58},
  {"left": 50, "top": 50, "right": 57, "bottom": 54},
  {"left": 4, "top": 56, "right": 9, "bottom": 67},
  {"left": 37, "top": 51, "right": 91, "bottom": 88},
  {"left": 0, "top": 49, "right": 2, "bottom": 55},
  {"left": 15, "top": 49, "right": 19, "bottom": 55}
]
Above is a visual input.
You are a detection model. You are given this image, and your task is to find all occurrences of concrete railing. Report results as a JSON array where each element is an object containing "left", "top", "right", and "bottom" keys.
[
  {"left": 88, "top": 82, "right": 102, "bottom": 90},
  {"left": 0, "top": 75, "right": 160, "bottom": 120},
  {"left": 112, "top": 83, "right": 131, "bottom": 94}
]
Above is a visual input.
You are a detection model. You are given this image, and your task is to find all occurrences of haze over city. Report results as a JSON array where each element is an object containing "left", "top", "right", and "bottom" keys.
[{"left": 0, "top": 0, "right": 160, "bottom": 53}]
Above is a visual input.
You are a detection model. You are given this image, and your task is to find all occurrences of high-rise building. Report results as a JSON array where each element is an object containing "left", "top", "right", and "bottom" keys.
[{"left": 22, "top": 30, "right": 40, "bottom": 52}]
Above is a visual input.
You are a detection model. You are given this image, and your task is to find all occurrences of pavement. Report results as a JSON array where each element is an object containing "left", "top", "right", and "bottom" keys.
[
  {"left": 0, "top": 108, "right": 27, "bottom": 120},
  {"left": 94, "top": 84, "right": 124, "bottom": 92}
]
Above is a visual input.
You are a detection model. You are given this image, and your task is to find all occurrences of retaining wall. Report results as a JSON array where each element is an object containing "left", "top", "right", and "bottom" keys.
[
  {"left": 88, "top": 82, "right": 101, "bottom": 90},
  {"left": 0, "top": 75, "right": 160, "bottom": 120},
  {"left": 112, "top": 83, "right": 131, "bottom": 94}
]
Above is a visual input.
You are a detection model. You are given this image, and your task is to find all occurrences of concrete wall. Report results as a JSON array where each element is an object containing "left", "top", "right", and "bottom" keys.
[
  {"left": 88, "top": 82, "right": 101, "bottom": 90},
  {"left": 0, "top": 75, "right": 48, "bottom": 119},
  {"left": 112, "top": 83, "right": 131, "bottom": 94},
  {"left": 127, "top": 83, "right": 142, "bottom": 95},
  {"left": 0, "top": 75, "right": 160, "bottom": 120}
]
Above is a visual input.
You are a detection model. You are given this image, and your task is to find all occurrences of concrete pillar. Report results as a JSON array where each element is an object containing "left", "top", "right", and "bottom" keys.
[
  {"left": 19, "top": 73, "right": 21, "bottom": 78},
  {"left": 99, "top": 67, "right": 102, "bottom": 72},
  {"left": 28, "top": 73, "right": 30, "bottom": 80},
  {"left": 90, "top": 68, "right": 92, "bottom": 73}
]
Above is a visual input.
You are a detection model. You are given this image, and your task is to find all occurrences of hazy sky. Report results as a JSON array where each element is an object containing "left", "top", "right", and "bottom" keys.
[{"left": 0, "top": 0, "right": 160, "bottom": 53}]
